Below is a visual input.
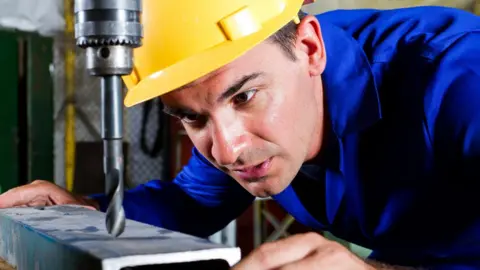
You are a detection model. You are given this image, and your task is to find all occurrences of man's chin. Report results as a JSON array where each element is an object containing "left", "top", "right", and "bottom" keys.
[
  {"left": 245, "top": 186, "right": 272, "bottom": 198},
  {"left": 246, "top": 179, "right": 289, "bottom": 198},
  {"left": 251, "top": 192, "right": 272, "bottom": 198}
]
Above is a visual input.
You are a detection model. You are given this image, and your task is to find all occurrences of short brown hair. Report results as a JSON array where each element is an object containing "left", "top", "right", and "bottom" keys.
[{"left": 269, "top": 11, "right": 307, "bottom": 61}]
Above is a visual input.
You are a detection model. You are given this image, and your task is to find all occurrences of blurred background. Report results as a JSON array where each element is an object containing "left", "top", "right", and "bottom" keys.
[{"left": 0, "top": 0, "right": 477, "bottom": 259}]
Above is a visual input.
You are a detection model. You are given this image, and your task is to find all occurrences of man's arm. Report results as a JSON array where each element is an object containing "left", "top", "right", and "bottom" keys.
[
  {"left": 231, "top": 232, "right": 423, "bottom": 270},
  {"left": 365, "top": 33, "right": 480, "bottom": 270},
  {"left": 367, "top": 32, "right": 480, "bottom": 270},
  {"left": 431, "top": 36, "right": 480, "bottom": 180},
  {"left": 90, "top": 147, "right": 254, "bottom": 237}
]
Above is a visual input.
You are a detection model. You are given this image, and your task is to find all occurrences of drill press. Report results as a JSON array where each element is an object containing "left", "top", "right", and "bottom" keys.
[{"left": 73, "top": 0, "right": 143, "bottom": 237}]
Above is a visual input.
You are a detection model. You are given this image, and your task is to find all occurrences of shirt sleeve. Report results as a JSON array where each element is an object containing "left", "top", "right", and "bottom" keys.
[
  {"left": 90, "top": 147, "right": 254, "bottom": 237},
  {"left": 414, "top": 32, "right": 480, "bottom": 267},
  {"left": 431, "top": 32, "right": 480, "bottom": 182},
  {"left": 369, "top": 32, "right": 480, "bottom": 267}
]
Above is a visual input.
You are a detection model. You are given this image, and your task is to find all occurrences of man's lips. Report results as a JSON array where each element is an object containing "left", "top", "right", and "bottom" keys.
[{"left": 232, "top": 157, "right": 273, "bottom": 180}]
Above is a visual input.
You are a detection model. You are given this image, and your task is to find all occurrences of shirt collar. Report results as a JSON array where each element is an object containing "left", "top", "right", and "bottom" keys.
[{"left": 319, "top": 19, "right": 382, "bottom": 138}]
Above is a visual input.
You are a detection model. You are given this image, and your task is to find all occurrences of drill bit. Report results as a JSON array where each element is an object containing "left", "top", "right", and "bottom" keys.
[
  {"left": 105, "top": 168, "right": 125, "bottom": 237},
  {"left": 102, "top": 76, "right": 126, "bottom": 237}
]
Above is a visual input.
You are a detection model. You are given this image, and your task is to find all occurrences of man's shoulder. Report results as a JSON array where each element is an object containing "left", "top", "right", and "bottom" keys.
[
  {"left": 316, "top": 6, "right": 480, "bottom": 35},
  {"left": 316, "top": 6, "right": 480, "bottom": 62}
]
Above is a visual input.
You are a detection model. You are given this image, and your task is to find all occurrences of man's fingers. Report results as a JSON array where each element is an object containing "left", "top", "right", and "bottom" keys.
[
  {"left": 0, "top": 180, "right": 64, "bottom": 208},
  {"left": 233, "top": 232, "right": 327, "bottom": 270},
  {"left": 234, "top": 233, "right": 371, "bottom": 270},
  {"left": 276, "top": 250, "right": 322, "bottom": 270},
  {"left": 26, "top": 196, "right": 51, "bottom": 207},
  {"left": 277, "top": 246, "right": 361, "bottom": 270},
  {"left": 0, "top": 185, "right": 39, "bottom": 208},
  {"left": 0, "top": 180, "right": 96, "bottom": 211}
]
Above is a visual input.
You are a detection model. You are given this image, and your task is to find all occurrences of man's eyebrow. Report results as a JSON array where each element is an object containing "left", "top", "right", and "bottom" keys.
[
  {"left": 163, "top": 72, "right": 264, "bottom": 117},
  {"left": 218, "top": 72, "right": 263, "bottom": 103},
  {"left": 162, "top": 105, "right": 176, "bottom": 116},
  {"left": 162, "top": 105, "right": 193, "bottom": 117}
]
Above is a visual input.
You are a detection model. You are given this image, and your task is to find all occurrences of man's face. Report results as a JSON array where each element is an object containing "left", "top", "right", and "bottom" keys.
[{"left": 161, "top": 16, "right": 326, "bottom": 197}]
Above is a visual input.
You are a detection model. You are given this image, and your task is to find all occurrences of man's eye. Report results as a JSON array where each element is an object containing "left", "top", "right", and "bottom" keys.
[
  {"left": 180, "top": 113, "right": 200, "bottom": 123},
  {"left": 233, "top": 90, "right": 257, "bottom": 105}
]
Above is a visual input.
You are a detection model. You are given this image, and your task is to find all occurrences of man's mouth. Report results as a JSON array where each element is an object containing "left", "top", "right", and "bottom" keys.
[{"left": 232, "top": 157, "right": 273, "bottom": 180}]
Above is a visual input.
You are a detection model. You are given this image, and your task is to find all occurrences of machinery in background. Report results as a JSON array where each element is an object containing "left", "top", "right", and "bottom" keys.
[
  {"left": 0, "top": 30, "right": 54, "bottom": 194},
  {"left": 140, "top": 97, "right": 172, "bottom": 182}
]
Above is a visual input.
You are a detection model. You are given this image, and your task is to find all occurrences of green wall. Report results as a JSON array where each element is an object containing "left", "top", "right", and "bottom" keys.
[{"left": 0, "top": 30, "right": 54, "bottom": 193}]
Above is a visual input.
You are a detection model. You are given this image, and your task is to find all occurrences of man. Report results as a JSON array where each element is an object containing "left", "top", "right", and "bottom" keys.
[{"left": 1, "top": 0, "right": 480, "bottom": 268}]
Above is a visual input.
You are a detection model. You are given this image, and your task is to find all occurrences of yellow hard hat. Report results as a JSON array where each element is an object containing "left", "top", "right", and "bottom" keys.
[{"left": 122, "top": 0, "right": 305, "bottom": 107}]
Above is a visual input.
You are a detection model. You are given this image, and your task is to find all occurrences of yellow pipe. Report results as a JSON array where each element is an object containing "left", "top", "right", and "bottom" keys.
[{"left": 64, "top": 0, "right": 75, "bottom": 192}]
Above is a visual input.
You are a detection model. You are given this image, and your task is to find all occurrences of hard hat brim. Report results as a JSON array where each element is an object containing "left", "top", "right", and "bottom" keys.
[{"left": 123, "top": 0, "right": 304, "bottom": 107}]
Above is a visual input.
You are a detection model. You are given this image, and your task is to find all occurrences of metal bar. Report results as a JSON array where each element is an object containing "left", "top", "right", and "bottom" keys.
[
  {"left": 266, "top": 215, "right": 295, "bottom": 242},
  {"left": 253, "top": 199, "right": 263, "bottom": 247},
  {"left": 0, "top": 205, "right": 240, "bottom": 270},
  {"left": 261, "top": 210, "right": 282, "bottom": 230},
  {"left": 261, "top": 210, "right": 291, "bottom": 240},
  {"left": 262, "top": 211, "right": 290, "bottom": 235}
]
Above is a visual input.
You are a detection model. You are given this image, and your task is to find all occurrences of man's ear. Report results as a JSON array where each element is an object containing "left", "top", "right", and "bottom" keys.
[{"left": 295, "top": 15, "right": 326, "bottom": 76}]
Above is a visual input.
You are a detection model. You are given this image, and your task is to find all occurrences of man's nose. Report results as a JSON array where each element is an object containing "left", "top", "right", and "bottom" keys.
[{"left": 211, "top": 120, "right": 248, "bottom": 167}]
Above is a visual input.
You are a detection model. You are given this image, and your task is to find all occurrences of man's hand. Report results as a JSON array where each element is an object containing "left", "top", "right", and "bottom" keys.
[
  {"left": 0, "top": 180, "right": 98, "bottom": 210},
  {"left": 232, "top": 232, "right": 374, "bottom": 270}
]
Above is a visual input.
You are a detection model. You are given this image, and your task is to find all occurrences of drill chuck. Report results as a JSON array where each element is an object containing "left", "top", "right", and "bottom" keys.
[
  {"left": 74, "top": 0, "right": 143, "bottom": 76},
  {"left": 74, "top": 0, "right": 142, "bottom": 48}
]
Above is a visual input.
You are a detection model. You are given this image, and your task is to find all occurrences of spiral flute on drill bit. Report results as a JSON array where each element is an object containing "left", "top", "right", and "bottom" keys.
[{"left": 73, "top": 0, "right": 143, "bottom": 237}]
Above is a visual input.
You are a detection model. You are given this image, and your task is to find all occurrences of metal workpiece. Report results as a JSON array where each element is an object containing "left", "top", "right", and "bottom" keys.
[{"left": 0, "top": 205, "right": 240, "bottom": 270}]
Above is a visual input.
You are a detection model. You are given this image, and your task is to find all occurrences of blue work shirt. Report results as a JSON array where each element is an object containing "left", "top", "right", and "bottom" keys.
[{"left": 92, "top": 6, "right": 480, "bottom": 269}]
